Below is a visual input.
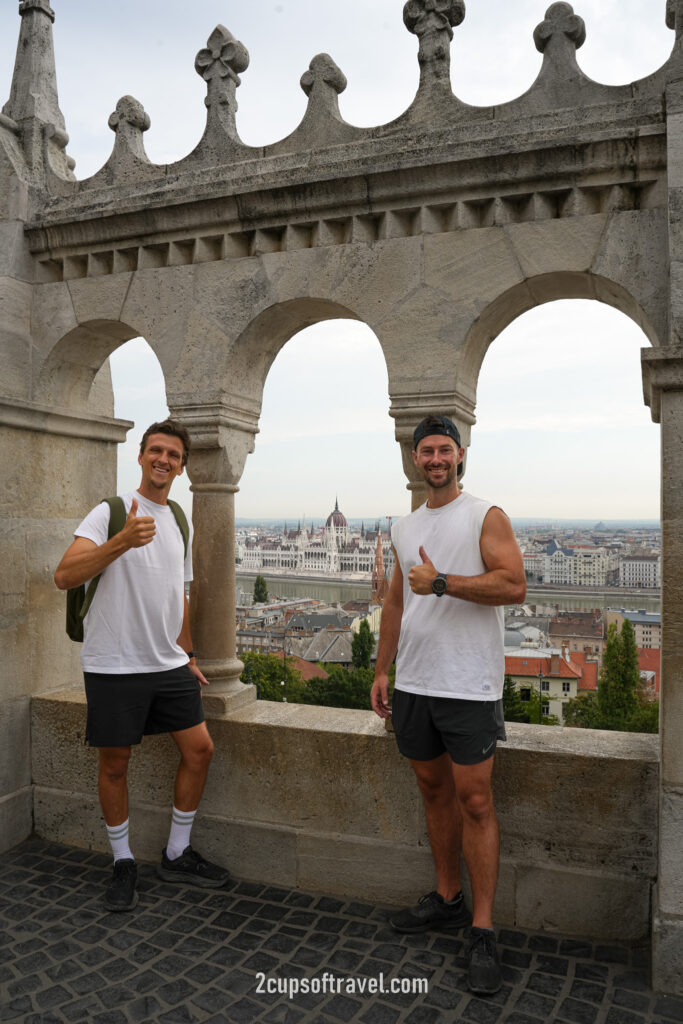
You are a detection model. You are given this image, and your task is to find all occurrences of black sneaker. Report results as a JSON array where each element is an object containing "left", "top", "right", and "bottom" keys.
[
  {"left": 466, "top": 926, "right": 502, "bottom": 994},
  {"left": 104, "top": 858, "right": 138, "bottom": 912},
  {"left": 390, "top": 890, "right": 471, "bottom": 933},
  {"left": 157, "top": 846, "right": 230, "bottom": 888}
]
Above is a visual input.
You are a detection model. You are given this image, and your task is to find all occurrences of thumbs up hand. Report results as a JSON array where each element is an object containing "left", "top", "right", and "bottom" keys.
[
  {"left": 122, "top": 497, "right": 156, "bottom": 548},
  {"left": 408, "top": 545, "right": 439, "bottom": 594}
]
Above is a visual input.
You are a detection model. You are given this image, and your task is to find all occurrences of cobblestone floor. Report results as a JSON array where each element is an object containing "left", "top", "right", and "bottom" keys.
[{"left": 1, "top": 838, "right": 682, "bottom": 1024}]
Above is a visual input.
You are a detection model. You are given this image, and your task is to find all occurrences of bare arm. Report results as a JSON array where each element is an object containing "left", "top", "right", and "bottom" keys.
[
  {"left": 371, "top": 553, "right": 404, "bottom": 719},
  {"left": 408, "top": 506, "right": 526, "bottom": 606},
  {"left": 177, "top": 595, "right": 209, "bottom": 686},
  {"left": 54, "top": 498, "right": 156, "bottom": 590}
]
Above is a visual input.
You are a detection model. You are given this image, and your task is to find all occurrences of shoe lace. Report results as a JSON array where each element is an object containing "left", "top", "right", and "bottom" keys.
[
  {"left": 418, "top": 891, "right": 441, "bottom": 907},
  {"left": 113, "top": 859, "right": 135, "bottom": 879},
  {"left": 470, "top": 929, "right": 496, "bottom": 959}
]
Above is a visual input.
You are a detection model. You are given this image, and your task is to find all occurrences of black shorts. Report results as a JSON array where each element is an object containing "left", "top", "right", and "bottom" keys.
[
  {"left": 391, "top": 689, "right": 507, "bottom": 766},
  {"left": 84, "top": 665, "right": 204, "bottom": 748}
]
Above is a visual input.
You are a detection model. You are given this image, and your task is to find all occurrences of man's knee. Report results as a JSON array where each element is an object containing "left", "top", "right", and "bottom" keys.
[
  {"left": 99, "top": 748, "right": 131, "bottom": 784},
  {"left": 412, "top": 758, "right": 454, "bottom": 804},
  {"left": 457, "top": 785, "right": 495, "bottom": 823},
  {"left": 181, "top": 729, "right": 214, "bottom": 771}
]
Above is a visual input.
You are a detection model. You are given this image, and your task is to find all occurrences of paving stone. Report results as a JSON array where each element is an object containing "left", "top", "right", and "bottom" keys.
[
  {"left": 605, "top": 1009, "right": 648, "bottom": 1024},
  {"left": 0, "top": 838, "right": 673, "bottom": 1024},
  {"left": 514, "top": 991, "right": 558, "bottom": 1017},
  {"left": 557, "top": 996, "right": 601, "bottom": 1023}
]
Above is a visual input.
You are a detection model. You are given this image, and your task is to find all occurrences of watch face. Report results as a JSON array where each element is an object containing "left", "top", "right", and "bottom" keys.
[{"left": 432, "top": 574, "right": 447, "bottom": 596}]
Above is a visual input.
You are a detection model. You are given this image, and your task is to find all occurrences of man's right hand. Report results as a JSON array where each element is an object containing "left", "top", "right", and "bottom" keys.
[
  {"left": 122, "top": 498, "right": 156, "bottom": 548},
  {"left": 371, "top": 673, "right": 392, "bottom": 719}
]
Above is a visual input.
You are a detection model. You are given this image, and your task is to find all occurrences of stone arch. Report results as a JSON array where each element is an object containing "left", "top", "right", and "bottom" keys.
[
  {"left": 458, "top": 271, "right": 662, "bottom": 405},
  {"left": 35, "top": 318, "right": 147, "bottom": 411},
  {"left": 202, "top": 296, "right": 388, "bottom": 428}
]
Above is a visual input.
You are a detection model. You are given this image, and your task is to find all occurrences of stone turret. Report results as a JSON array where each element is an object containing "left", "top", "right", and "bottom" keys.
[{"left": 1, "top": 0, "right": 74, "bottom": 180}]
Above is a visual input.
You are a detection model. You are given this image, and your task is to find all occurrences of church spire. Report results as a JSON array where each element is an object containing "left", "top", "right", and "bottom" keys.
[{"left": 3, "top": 0, "right": 74, "bottom": 178}]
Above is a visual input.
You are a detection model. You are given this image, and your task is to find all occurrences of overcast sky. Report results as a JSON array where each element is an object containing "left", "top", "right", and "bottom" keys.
[{"left": 0, "top": 1, "right": 672, "bottom": 520}]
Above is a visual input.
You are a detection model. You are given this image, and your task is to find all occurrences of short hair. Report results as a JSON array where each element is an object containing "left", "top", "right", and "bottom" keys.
[{"left": 139, "top": 419, "right": 190, "bottom": 466}]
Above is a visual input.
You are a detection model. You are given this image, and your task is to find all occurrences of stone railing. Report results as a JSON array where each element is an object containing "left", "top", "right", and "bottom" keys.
[{"left": 30, "top": 689, "right": 658, "bottom": 940}]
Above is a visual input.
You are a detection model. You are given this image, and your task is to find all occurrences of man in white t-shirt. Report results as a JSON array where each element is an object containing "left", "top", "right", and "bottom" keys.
[
  {"left": 55, "top": 420, "right": 229, "bottom": 911},
  {"left": 371, "top": 414, "right": 526, "bottom": 996}
]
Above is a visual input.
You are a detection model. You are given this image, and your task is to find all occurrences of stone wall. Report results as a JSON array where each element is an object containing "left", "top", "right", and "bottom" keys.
[{"left": 31, "top": 691, "right": 658, "bottom": 941}]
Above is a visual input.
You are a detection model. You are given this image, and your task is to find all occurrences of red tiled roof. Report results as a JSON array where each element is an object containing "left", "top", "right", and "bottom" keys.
[
  {"left": 273, "top": 652, "right": 328, "bottom": 681},
  {"left": 505, "top": 655, "right": 582, "bottom": 679},
  {"left": 637, "top": 648, "right": 660, "bottom": 695}
]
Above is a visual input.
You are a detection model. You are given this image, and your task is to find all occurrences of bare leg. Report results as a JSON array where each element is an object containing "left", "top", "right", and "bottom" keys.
[
  {"left": 170, "top": 722, "right": 214, "bottom": 812},
  {"left": 451, "top": 755, "right": 499, "bottom": 930},
  {"left": 98, "top": 747, "right": 132, "bottom": 826},
  {"left": 411, "top": 753, "right": 464, "bottom": 900}
]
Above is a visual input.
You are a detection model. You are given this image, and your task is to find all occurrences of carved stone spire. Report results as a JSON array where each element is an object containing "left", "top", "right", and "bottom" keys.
[
  {"left": 534, "top": 3, "right": 586, "bottom": 62},
  {"left": 300, "top": 53, "right": 347, "bottom": 115},
  {"left": 403, "top": 0, "right": 466, "bottom": 90},
  {"left": 2, "top": 0, "right": 74, "bottom": 179},
  {"left": 195, "top": 25, "right": 249, "bottom": 146}
]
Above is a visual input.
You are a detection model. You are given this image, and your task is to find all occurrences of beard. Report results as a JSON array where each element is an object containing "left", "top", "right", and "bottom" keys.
[{"left": 422, "top": 464, "right": 457, "bottom": 488}]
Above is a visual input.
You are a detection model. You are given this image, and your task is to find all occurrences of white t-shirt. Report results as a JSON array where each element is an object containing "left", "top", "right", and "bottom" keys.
[
  {"left": 75, "top": 491, "right": 193, "bottom": 674},
  {"left": 392, "top": 491, "right": 505, "bottom": 700}
]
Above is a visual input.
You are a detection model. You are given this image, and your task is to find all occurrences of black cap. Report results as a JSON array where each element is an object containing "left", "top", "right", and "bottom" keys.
[
  {"left": 413, "top": 414, "right": 461, "bottom": 449},
  {"left": 413, "top": 415, "right": 464, "bottom": 475}
]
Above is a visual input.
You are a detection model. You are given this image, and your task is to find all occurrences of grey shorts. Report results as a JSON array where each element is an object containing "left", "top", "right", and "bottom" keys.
[
  {"left": 84, "top": 664, "right": 204, "bottom": 748},
  {"left": 391, "top": 689, "right": 506, "bottom": 766}
]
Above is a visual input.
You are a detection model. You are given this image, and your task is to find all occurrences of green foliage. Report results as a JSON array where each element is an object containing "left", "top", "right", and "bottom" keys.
[
  {"left": 302, "top": 665, "right": 374, "bottom": 710},
  {"left": 564, "top": 619, "right": 659, "bottom": 734},
  {"left": 253, "top": 575, "right": 268, "bottom": 603},
  {"left": 502, "top": 674, "right": 527, "bottom": 723},
  {"left": 562, "top": 691, "right": 602, "bottom": 729},
  {"left": 597, "top": 620, "right": 641, "bottom": 730},
  {"left": 240, "top": 651, "right": 306, "bottom": 703},
  {"left": 351, "top": 619, "right": 375, "bottom": 669}
]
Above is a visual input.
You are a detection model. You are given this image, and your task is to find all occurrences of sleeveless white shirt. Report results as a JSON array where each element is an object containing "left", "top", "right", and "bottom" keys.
[{"left": 391, "top": 491, "right": 505, "bottom": 700}]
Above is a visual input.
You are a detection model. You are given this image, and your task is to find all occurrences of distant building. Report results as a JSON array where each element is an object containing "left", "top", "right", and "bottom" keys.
[
  {"left": 619, "top": 555, "right": 661, "bottom": 589},
  {"left": 237, "top": 499, "right": 395, "bottom": 580},
  {"left": 504, "top": 648, "right": 598, "bottom": 721},
  {"left": 548, "top": 611, "right": 604, "bottom": 662},
  {"left": 605, "top": 609, "right": 661, "bottom": 650}
]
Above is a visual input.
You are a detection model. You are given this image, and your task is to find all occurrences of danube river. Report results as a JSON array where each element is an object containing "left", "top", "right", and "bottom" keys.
[{"left": 236, "top": 573, "right": 660, "bottom": 613}]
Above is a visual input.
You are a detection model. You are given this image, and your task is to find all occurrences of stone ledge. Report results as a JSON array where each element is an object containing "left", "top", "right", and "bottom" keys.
[{"left": 30, "top": 688, "right": 659, "bottom": 939}]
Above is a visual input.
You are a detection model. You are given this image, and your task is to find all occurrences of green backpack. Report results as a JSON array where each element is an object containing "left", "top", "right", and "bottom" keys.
[{"left": 66, "top": 496, "right": 189, "bottom": 642}]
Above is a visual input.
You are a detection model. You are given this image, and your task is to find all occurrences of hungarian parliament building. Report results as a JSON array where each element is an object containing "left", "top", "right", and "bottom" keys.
[{"left": 236, "top": 499, "right": 395, "bottom": 586}]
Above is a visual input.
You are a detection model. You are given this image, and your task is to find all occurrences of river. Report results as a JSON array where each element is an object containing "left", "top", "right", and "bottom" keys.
[{"left": 236, "top": 573, "right": 661, "bottom": 613}]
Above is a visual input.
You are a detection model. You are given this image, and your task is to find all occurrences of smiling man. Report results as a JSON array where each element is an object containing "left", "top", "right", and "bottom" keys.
[
  {"left": 371, "top": 413, "right": 526, "bottom": 996},
  {"left": 55, "top": 420, "right": 229, "bottom": 911}
]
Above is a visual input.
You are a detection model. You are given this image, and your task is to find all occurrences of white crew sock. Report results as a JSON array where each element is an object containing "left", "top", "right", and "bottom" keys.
[
  {"left": 166, "top": 806, "right": 197, "bottom": 860},
  {"left": 106, "top": 818, "right": 133, "bottom": 862}
]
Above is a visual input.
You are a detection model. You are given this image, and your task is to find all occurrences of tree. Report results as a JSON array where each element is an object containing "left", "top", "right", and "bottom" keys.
[
  {"left": 597, "top": 621, "right": 639, "bottom": 731},
  {"left": 303, "top": 665, "right": 374, "bottom": 710},
  {"left": 351, "top": 619, "right": 375, "bottom": 669},
  {"left": 563, "top": 691, "right": 601, "bottom": 729},
  {"left": 240, "top": 652, "right": 305, "bottom": 702},
  {"left": 502, "top": 674, "right": 527, "bottom": 723},
  {"left": 253, "top": 575, "right": 268, "bottom": 603}
]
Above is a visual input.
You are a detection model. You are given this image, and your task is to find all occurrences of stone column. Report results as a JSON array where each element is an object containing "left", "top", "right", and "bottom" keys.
[
  {"left": 389, "top": 390, "right": 476, "bottom": 511},
  {"left": 173, "top": 403, "right": 258, "bottom": 716},
  {"left": 642, "top": 347, "right": 683, "bottom": 996}
]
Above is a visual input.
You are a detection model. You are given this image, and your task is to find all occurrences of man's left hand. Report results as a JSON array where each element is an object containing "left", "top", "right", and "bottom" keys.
[
  {"left": 188, "top": 659, "right": 209, "bottom": 686},
  {"left": 408, "top": 546, "right": 439, "bottom": 595}
]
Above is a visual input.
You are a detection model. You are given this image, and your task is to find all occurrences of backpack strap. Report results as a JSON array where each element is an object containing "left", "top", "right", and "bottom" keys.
[
  {"left": 167, "top": 499, "right": 189, "bottom": 558},
  {"left": 79, "top": 497, "right": 126, "bottom": 621}
]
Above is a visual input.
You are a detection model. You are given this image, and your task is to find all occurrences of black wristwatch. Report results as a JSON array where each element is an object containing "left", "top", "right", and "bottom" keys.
[{"left": 431, "top": 572, "right": 448, "bottom": 597}]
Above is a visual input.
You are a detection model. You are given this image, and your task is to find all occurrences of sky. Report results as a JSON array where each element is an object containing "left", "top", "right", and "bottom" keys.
[{"left": 0, "top": 0, "right": 672, "bottom": 521}]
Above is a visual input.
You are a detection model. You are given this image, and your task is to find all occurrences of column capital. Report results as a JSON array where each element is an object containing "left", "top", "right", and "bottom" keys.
[
  {"left": 642, "top": 346, "right": 683, "bottom": 422},
  {"left": 170, "top": 400, "right": 259, "bottom": 487}
]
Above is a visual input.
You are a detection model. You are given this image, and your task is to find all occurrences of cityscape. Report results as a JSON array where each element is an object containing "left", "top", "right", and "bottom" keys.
[{"left": 233, "top": 498, "right": 661, "bottom": 728}]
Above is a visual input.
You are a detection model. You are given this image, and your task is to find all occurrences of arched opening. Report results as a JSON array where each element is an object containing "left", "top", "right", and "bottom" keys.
[
  {"left": 107, "top": 337, "right": 192, "bottom": 514},
  {"left": 467, "top": 296, "right": 660, "bottom": 731},
  {"left": 465, "top": 298, "right": 659, "bottom": 520},
  {"left": 237, "top": 318, "right": 401, "bottom": 520}
]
